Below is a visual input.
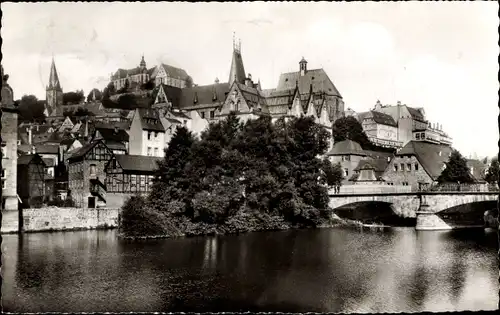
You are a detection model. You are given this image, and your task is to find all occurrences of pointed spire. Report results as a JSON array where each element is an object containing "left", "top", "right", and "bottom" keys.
[
  {"left": 47, "top": 57, "right": 62, "bottom": 91},
  {"left": 140, "top": 54, "right": 146, "bottom": 69},
  {"left": 228, "top": 35, "right": 246, "bottom": 87}
]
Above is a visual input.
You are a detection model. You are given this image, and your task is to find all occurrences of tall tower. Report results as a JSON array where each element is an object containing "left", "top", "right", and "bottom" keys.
[
  {"left": 228, "top": 34, "right": 246, "bottom": 87},
  {"left": 140, "top": 55, "right": 147, "bottom": 71},
  {"left": 46, "top": 58, "right": 63, "bottom": 116}
]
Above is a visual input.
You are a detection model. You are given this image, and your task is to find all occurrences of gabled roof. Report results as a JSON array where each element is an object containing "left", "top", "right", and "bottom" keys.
[
  {"left": 358, "top": 110, "right": 397, "bottom": 127},
  {"left": 138, "top": 108, "right": 165, "bottom": 132},
  {"left": 152, "top": 84, "right": 182, "bottom": 108},
  {"left": 18, "top": 154, "right": 46, "bottom": 166},
  {"left": 168, "top": 110, "right": 191, "bottom": 120},
  {"left": 355, "top": 158, "right": 389, "bottom": 173},
  {"left": 95, "top": 127, "right": 129, "bottom": 142},
  {"left": 179, "top": 82, "right": 230, "bottom": 109},
  {"left": 326, "top": 140, "right": 367, "bottom": 156},
  {"left": 94, "top": 121, "right": 131, "bottom": 131},
  {"left": 406, "top": 106, "right": 426, "bottom": 122},
  {"left": 42, "top": 158, "right": 55, "bottom": 167},
  {"left": 157, "top": 63, "right": 190, "bottom": 81},
  {"left": 276, "top": 68, "right": 342, "bottom": 98},
  {"left": 467, "top": 159, "right": 487, "bottom": 183},
  {"left": 396, "top": 141, "right": 453, "bottom": 180},
  {"left": 235, "top": 83, "right": 269, "bottom": 112},
  {"left": 68, "top": 140, "right": 112, "bottom": 162},
  {"left": 113, "top": 155, "right": 162, "bottom": 173}
]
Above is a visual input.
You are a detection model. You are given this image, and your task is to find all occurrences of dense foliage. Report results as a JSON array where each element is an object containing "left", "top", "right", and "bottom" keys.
[
  {"left": 438, "top": 149, "right": 475, "bottom": 184},
  {"left": 63, "top": 90, "right": 85, "bottom": 105},
  {"left": 484, "top": 157, "right": 499, "bottom": 184},
  {"left": 331, "top": 116, "right": 395, "bottom": 153},
  {"left": 16, "top": 94, "right": 46, "bottom": 122},
  {"left": 63, "top": 107, "right": 95, "bottom": 117},
  {"left": 121, "top": 113, "right": 339, "bottom": 237},
  {"left": 86, "top": 89, "right": 103, "bottom": 102}
]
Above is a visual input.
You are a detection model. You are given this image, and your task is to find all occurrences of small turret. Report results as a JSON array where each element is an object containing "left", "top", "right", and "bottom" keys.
[
  {"left": 140, "top": 55, "right": 147, "bottom": 70},
  {"left": 299, "top": 57, "right": 308, "bottom": 76}
]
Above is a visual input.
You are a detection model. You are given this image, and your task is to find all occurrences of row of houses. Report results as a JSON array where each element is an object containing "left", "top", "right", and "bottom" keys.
[{"left": 327, "top": 139, "right": 486, "bottom": 191}]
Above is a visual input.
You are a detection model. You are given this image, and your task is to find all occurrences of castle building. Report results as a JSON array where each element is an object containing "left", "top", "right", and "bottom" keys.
[
  {"left": 1, "top": 65, "right": 20, "bottom": 233},
  {"left": 110, "top": 56, "right": 191, "bottom": 91},
  {"left": 46, "top": 58, "right": 63, "bottom": 117},
  {"left": 355, "top": 109, "right": 402, "bottom": 149}
]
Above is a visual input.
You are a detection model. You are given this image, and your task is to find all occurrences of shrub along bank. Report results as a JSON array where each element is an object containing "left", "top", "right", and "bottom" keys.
[{"left": 119, "top": 113, "right": 343, "bottom": 238}]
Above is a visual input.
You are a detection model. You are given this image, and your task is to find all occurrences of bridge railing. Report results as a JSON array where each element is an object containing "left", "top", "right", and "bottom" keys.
[
  {"left": 426, "top": 183, "right": 497, "bottom": 192},
  {"left": 332, "top": 185, "right": 413, "bottom": 195}
]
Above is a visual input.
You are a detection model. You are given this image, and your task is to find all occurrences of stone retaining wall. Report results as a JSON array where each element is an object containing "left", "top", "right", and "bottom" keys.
[{"left": 21, "top": 207, "right": 120, "bottom": 232}]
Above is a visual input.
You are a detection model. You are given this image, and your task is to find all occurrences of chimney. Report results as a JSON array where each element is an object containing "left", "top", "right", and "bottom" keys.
[
  {"left": 397, "top": 101, "right": 401, "bottom": 106},
  {"left": 215, "top": 77, "right": 219, "bottom": 84}
]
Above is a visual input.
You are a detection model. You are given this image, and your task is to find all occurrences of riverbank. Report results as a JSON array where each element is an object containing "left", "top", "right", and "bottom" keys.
[{"left": 118, "top": 210, "right": 387, "bottom": 240}]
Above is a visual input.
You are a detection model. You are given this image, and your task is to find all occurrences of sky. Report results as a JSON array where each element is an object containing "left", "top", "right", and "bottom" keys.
[{"left": 1, "top": 1, "right": 498, "bottom": 158}]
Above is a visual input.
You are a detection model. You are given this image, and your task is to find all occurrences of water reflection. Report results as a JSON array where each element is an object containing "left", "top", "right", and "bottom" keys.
[{"left": 2, "top": 227, "right": 498, "bottom": 313}]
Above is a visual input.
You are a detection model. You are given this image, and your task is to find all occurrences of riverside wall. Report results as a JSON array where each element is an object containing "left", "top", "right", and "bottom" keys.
[{"left": 21, "top": 207, "right": 120, "bottom": 232}]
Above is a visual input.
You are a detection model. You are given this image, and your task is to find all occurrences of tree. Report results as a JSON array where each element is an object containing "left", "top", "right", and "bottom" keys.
[
  {"left": 321, "top": 159, "right": 343, "bottom": 187},
  {"left": 437, "top": 149, "right": 475, "bottom": 184},
  {"left": 17, "top": 94, "right": 46, "bottom": 122},
  {"left": 86, "top": 89, "right": 103, "bottom": 102},
  {"left": 331, "top": 116, "right": 370, "bottom": 147},
  {"left": 140, "top": 80, "right": 155, "bottom": 91},
  {"left": 63, "top": 90, "right": 85, "bottom": 105},
  {"left": 484, "top": 157, "right": 499, "bottom": 184},
  {"left": 185, "top": 76, "right": 193, "bottom": 88}
]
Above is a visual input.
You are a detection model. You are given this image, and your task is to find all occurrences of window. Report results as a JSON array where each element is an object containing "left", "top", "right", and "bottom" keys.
[
  {"left": 344, "top": 168, "right": 349, "bottom": 177},
  {"left": 421, "top": 132, "right": 425, "bottom": 139},
  {"left": 415, "top": 163, "right": 419, "bottom": 171},
  {"left": 131, "top": 175, "right": 137, "bottom": 186},
  {"left": 400, "top": 163, "right": 404, "bottom": 171},
  {"left": 394, "top": 164, "right": 398, "bottom": 172},
  {"left": 201, "top": 111, "right": 206, "bottom": 119},
  {"left": 416, "top": 133, "right": 420, "bottom": 140},
  {"left": 407, "top": 163, "right": 411, "bottom": 171},
  {"left": 140, "top": 175, "right": 145, "bottom": 186},
  {"left": 2, "top": 180, "right": 5, "bottom": 189},
  {"left": 1, "top": 146, "right": 6, "bottom": 159},
  {"left": 148, "top": 131, "right": 152, "bottom": 140},
  {"left": 343, "top": 155, "right": 350, "bottom": 161},
  {"left": 147, "top": 147, "right": 152, "bottom": 156},
  {"left": 154, "top": 132, "right": 158, "bottom": 139},
  {"left": 148, "top": 175, "right": 153, "bottom": 187},
  {"left": 210, "top": 111, "right": 215, "bottom": 119},
  {"left": 1, "top": 169, "right": 5, "bottom": 178},
  {"left": 154, "top": 148, "right": 159, "bottom": 156}
]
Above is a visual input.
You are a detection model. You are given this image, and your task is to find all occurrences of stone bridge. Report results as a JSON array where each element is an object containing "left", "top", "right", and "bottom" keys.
[{"left": 329, "top": 192, "right": 498, "bottom": 230}]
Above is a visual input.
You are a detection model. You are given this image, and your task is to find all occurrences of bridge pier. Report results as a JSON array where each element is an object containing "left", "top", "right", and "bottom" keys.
[{"left": 415, "top": 210, "right": 452, "bottom": 230}]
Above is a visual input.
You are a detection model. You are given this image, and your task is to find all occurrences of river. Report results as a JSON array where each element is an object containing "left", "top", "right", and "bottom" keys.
[{"left": 1, "top": 227, "right": 498, "bottom": 313}]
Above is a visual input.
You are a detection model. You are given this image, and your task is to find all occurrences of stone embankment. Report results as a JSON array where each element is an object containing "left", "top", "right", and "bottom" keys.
[{"left": 21, "top": 207, "right": 119, "bottom": 232}]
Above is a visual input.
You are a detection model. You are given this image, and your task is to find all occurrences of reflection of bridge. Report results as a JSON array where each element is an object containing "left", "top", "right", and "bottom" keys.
[{"left": 329, "top": 191, "right": 498, "bottom": 230}]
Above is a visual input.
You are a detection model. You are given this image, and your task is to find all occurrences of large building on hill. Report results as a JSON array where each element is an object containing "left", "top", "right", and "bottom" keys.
[{"left": 110, "top": 56, "right": 191, "bottom": 91}]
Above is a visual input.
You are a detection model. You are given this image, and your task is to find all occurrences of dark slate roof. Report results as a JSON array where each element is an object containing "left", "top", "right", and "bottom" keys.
[
  {"left": 152, "top": 84, "right": 182, "bottom": 108},
  {"left": 326, "top": 140, "right": 367, "bottom": 156},
  {"left": 355, "top": 158, "right": 389, "bottom": 173},
  {"left": 228, "top": 50, "right": 246, "bottom": 85},
  {"left": 407, "top": 106, "right": 425, "bottom": 122},
  {"left": 159, "top": 63, "right": 190, "bottom": 80},
  {"left": 467, "top": 159, "right": 487, "bottom": 183},
  {"left": 357, "top": 110, "right": 397, "bottom": 127},
  {"left": 114, "top": 155, "right": 162, "bottom": 173},
  {"left": 169, "top": 110, "right": 190, "bottom": 120},
  {"left": 276, "top": 68, "right": 342, "bottom": 98},
  {"left": 396, "top": 141, "right": 453, "bottom": 180},
  {"left": 105, "top": 141, "right": 127, "bottom": 151},
  {"left": 179, "top": 83, "right": 230, "bottom": 109},
  {"left": 363, "top": 150, "right": 394, "bottom": 160},
  {"left": 18, "top": 154, "right": 46, "bottom": 166},
  {"left": 95, "top": 127, "right": 129, "bottom": 142},
  {"left": 138, "top": 109, "right": 165, "bottom": 132},
  {"left": 18, "top": 144, "right": 59, "bottom": 155},
  {"left": 68, "top": 140, "right": 111, "bottom": 162},
  {"left": 94, "top": 121, "right": 131, "bottom": 131},
  {"left": 236, "top": 83, "right": 269, "bottom": 112}
]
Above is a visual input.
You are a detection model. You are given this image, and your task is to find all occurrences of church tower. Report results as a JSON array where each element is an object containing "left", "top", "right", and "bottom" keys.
[
  {"left": 228, "top": 34, "right": 246, "bottom": 87},
  {"left": 46, "top": 58, "right": 63, "bottom": 116}
]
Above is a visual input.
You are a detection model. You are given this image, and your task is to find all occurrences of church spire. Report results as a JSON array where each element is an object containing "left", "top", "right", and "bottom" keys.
[
  {"left": 47, "top": 57, "right": 62, "bottom": 91},
  {"left": 228, "top": 34, "right": 246, "bottom": 87}
]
